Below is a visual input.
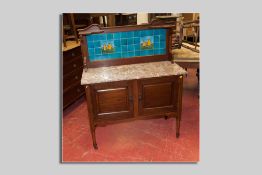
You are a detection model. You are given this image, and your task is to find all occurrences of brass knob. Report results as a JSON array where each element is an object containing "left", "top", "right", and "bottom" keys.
[
  {"left": 71, "top": 52, "right": 75, "bottom": 57},
  {"left": 73, "top": 64, "right": 76, "bottom": 67},
  {"left": 77, "top": 88, "right": 80, "bottom": 92},
  {"left": 75, "top": 76, "right": 78, "bottom": 79}
]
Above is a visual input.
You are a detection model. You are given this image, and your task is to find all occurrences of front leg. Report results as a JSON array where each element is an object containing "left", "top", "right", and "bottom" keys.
[
  {"left": 176, "top": 116, "right": 181, "bottom": 138},
  {"left": 90, "top": 124, "right": 98, "bottom": 149},
  {"left": 85, "top": 85, "right": 98, "bottom": 149}
]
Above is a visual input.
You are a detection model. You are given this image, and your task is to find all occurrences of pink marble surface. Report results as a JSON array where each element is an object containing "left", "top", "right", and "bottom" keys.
[{"left": 81, "top": 61, "right": 187, "bottom": 85}]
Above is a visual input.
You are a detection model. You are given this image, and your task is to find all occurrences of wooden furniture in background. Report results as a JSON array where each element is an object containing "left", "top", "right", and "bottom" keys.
[
  {"left": 181, "top": 13, "right": 200, "bottom": 50},
  {"left": 172, "top": 43, "right": 200, "bottom": 83},
  {"left": 78, "top": 22, "right": 186, "bottom": 149},
  {"left": 155, "top": 15, "right": 183, "bottom": 49},
  {"left": 63, "top": 14, "right": 79, "bottom": 47},
  {"left": 63, "top": 41, "right": 85, "bottom": 109}
]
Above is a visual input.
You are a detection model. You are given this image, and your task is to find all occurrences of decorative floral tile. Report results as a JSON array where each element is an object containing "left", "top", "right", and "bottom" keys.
[
  {"left": 140, "top": 36, "right": 154, "bottom": 50},
  {"left": 101, "top": 40, "right": 115, "bottom": 54}
]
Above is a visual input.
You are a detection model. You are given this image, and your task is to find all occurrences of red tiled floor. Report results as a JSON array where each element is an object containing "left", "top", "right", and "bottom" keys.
[{"left": 62, "top": 68, "right": 199, "bottom": 162}]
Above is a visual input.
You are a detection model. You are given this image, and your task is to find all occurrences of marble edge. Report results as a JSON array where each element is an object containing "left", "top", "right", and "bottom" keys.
[{"left": 80, "top": 61, "right": 187, "bottom": 85}]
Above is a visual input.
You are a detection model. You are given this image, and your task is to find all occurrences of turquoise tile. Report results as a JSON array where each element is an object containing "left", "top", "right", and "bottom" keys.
[
  {"left": 100, "top": 54, "right": 107, "bottom": 59},
  {"left": 93, "top": 55, "right": 100, "bottom": 60},
  {"left": 122, "top": 52, "right": 129, "bottom": 58},
  {"left": 127, "top": 45, "right": 134, "bottom": 52},
  {"left": 159, "top": 29, "right": 166, "bottom": 36},
  {"left": 134, "top": 31, "right": 140, "bottom": 37},
  {"left": 144, "top": 50, "right": 150, "bottom": 55},
  {"left": 153, "top": 29, "right": 160, "bottom": 35},
  {"left": 88, "top": 48, "right": 95, "bottom": 55},
  {"left": 141, "top": 30, "right": 148, "bottom": 36},
  {"left": 134, "top": 44, "right": 140, "bottom": 51},
  {"left": 140, "top": 50, "right": 147, "bottom": 56},
  {"left": 88, "top": 41, "right": 94, "bottom": 48},
  {"left": 154, "top": 42, "right": 160, "bottom": 49},
  {"left": 127, "top": 52, "right": 135, "bottom": 57},
  {"left": 127, "top": 31, "right": 134, "bottom": 38},
  {"left": 159, "top": 49, "right": 166, "bottom": 54},
  {"left": 160, "top": 41, "right": 166, "bottom": 49},
  {"left": 104, "top": 54, "right": 110, "bottom": 59},
  {"left": 160, "top": 35, "right": 166, "bottom": 41},
  {"left": 107, "top": 33, "right": 113, "bottom": 40},
  {"left": 135, "top": 51, "right": 140, "bottom": 56},
  {"left": 99, "top": 34, "right": 106, "bottom": 40},
  {"left": 140, "top": 30, "right": 146, "bottom": 37},
  {"left": 93, "top": 34, "right": 100, "bottom": 41},
  {"left": 127, "top": 38, "right": 134, "bottom": 45},
  {"left": 95, "top": 48, "right": 102, "bottom": 55},
  {"left": 115, "top": 46, "right": 121, "bottom": 52},
  {"left": 114, "top": 39, "right": 120, "bottom": 46},
  {"left": 121, "top": 32, "right": 128, "bottom": 38},
  {"left": 121, "top": 39, "right": 127, "bottom": 45},
  {"left": 154, "top": 36, "right": 160, "bottom": 43},
  {"left": 154, "top": 49, "right": 161, "bottom": 55},
  {"left": 89, "top": 54, "right": 95, "bottom": 60},
  {"left": 87, "top": 35, "right": 94, "bottom": 41},
  {"left": 114, "top": 33, "right": 121, "bottom": 39},
  {"left": 108, "top": 53, "right": 116, "bottom": 59},
  {"left": 115, "top": 53, "right": 121, "bottom": 58},
  {"left": 93, "top": 55, "right": 100, "bottom": 61},
  {"left": 148, "top": 50, "right": 154, "bottom": 55},
  {"left": 121, "top": 45, "right": 127, "bottom": 52},
  {"left": 134, "top": 37, "right": 140, "bottom": 44},
  {"left": 94, "top": 41, "right": 100, "bottom": 48},
  {"left": 147, "top": 30, "right": 153, "bottom": 36}
]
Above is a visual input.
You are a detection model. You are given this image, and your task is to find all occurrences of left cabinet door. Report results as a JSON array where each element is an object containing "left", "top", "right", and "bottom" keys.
[{"left": 90, "top": 81, "right": 134, "bottom": 121}]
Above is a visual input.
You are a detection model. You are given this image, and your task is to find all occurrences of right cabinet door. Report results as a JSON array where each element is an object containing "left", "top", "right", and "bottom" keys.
[{"left": 138, "top": 76, "right": 179, "bottom": 116}]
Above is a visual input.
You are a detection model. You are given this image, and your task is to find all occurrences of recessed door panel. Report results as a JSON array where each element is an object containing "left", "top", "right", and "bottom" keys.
[
  {"left": 97, "top": 88, "right": 128, "bottom": 113},
  {"left": 138, "top": 76, "right": 179, "bottom": 115},
  {"left": 91, "top": 81, "right": 134, "bottom": 120},
  {"left": 143, "top": 82, "right": 173, "bottom": 108}
]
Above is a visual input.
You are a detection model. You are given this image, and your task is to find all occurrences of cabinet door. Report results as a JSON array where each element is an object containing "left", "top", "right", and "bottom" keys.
[
  {"left": 91, "top": 81, "right": 134, "bottom": 120},
  {"left": 138, "top": 76, "right": 179, "bottom": 116}
]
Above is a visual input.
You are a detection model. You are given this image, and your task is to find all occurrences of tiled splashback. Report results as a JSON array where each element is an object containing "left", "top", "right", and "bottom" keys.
[{"left": 86, "top": 29, "right": 167, "bottom": 62}]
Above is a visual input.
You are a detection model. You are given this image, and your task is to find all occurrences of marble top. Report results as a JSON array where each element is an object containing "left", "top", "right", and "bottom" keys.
[{"left": 81, "top": 61, "right": 187, "bottom": 85}]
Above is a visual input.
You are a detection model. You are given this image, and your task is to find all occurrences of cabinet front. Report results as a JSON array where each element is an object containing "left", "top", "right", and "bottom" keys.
[
  {"left": 91, "top": 81, "right": 134, "bottom": 120},
  {"left": 138, "top": 76, "right": 179, "bottom": 116}
]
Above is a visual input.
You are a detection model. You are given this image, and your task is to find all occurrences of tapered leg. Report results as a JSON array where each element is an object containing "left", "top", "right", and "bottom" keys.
[
  {"left": 85, "top": 86, "right": 98, "bottom": 149},
  {"left": 176, "top": 116, "right": 181, "bottom": 138},
  {"left": 90, "top": 125, "right": 98, "bottom": 149}
]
